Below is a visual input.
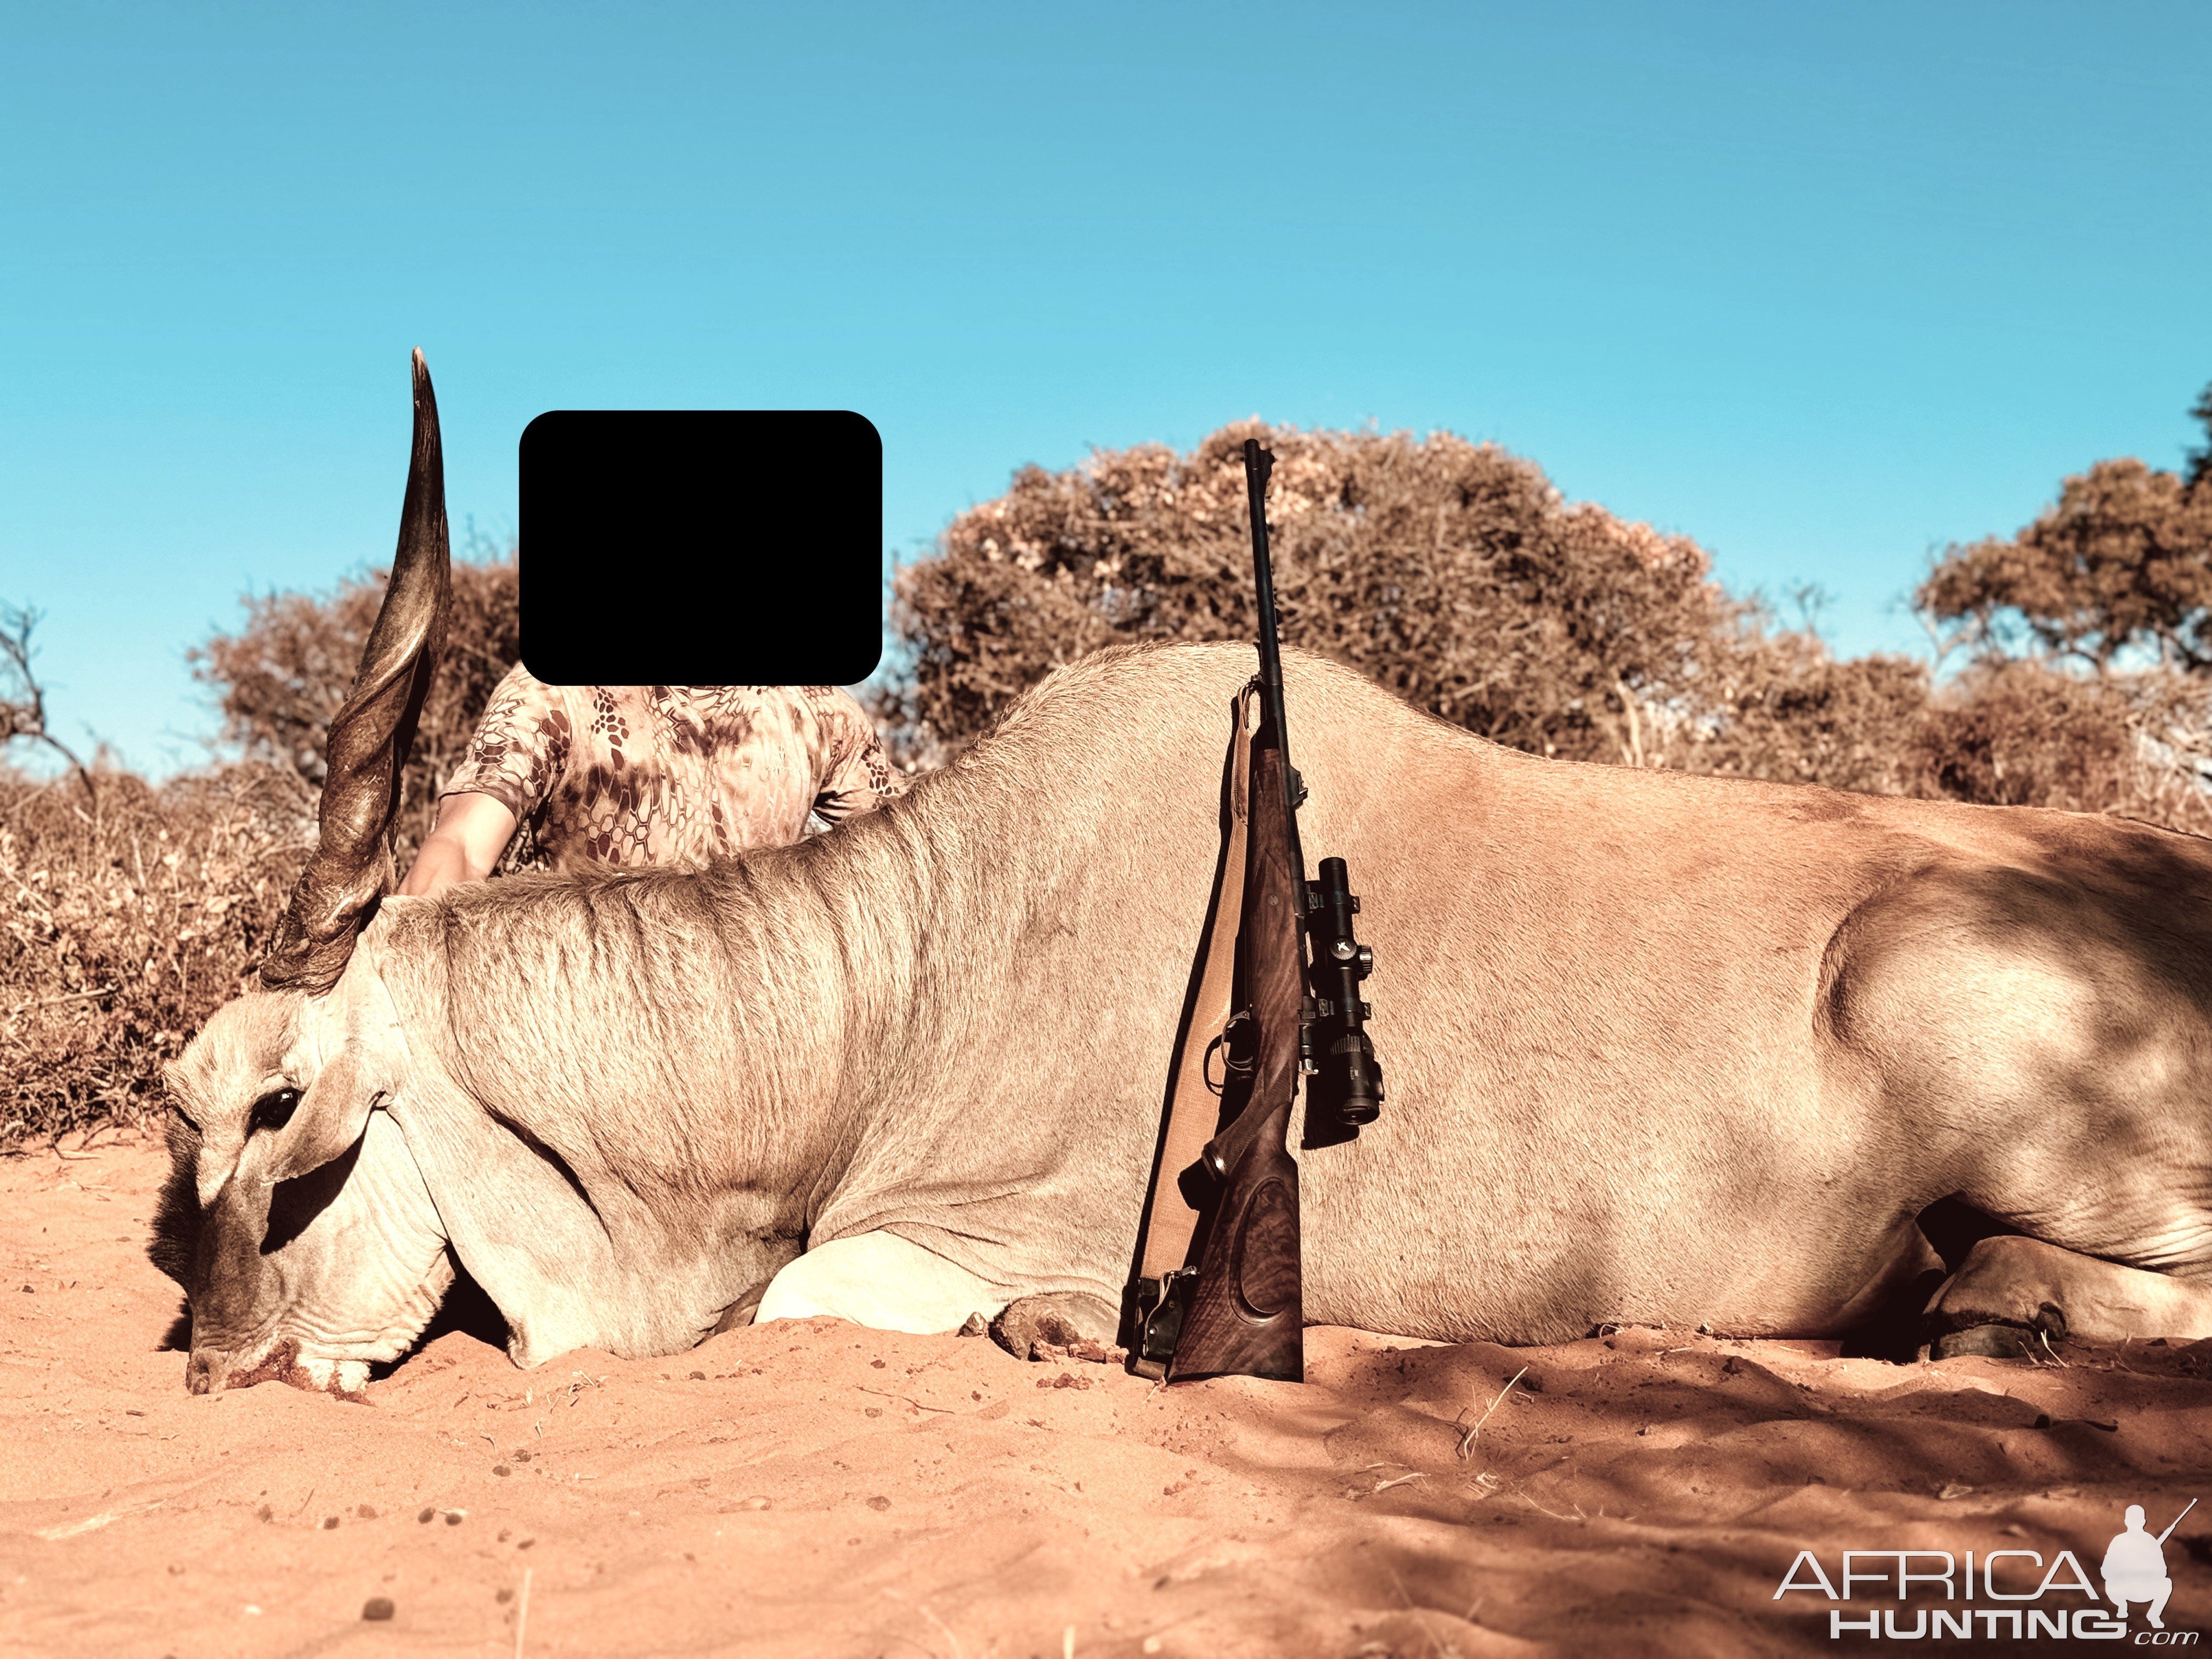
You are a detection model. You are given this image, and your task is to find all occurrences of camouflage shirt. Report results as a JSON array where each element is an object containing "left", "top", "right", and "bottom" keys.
[{"left": 441, "top": 667, "right": 903, "bottom": 871}]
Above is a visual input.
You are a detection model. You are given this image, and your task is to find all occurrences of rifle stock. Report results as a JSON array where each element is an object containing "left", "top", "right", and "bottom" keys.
[{"left": 1165, "top": 741, "right": 1306, "bottom": 1383}]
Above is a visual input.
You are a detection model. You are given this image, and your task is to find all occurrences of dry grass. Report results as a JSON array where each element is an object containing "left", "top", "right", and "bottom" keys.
[{"left": 0, "top": 761, "right": 312, "bottom": 1149}]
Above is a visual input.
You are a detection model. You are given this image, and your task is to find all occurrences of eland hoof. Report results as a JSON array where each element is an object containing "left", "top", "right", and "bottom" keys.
[
  {"left": 1932, "top": 1323, "right": 2037, "bottom": 1361},
  {"left": 989, "top": 1293, "right": 1119, "bottom": 1362}
]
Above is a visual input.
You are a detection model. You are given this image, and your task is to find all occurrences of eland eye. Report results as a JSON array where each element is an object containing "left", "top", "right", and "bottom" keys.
[{"left": 249, "top": 1088, "right": 301, "bottom": 1135}]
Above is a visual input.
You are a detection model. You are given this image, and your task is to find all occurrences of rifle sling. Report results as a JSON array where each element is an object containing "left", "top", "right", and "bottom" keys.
[{"left": 1136, "top": 681, "right": 1257, "bottom": 1284}]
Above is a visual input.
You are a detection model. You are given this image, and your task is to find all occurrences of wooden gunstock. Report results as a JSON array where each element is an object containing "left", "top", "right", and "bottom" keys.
[{"left": 1166, "top": 742, "right": 1306, "bottom": 1384}]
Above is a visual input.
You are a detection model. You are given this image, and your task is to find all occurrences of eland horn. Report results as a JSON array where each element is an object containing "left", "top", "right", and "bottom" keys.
[{"left": 260, "top": 349, "right": 453, "bottom": 995}]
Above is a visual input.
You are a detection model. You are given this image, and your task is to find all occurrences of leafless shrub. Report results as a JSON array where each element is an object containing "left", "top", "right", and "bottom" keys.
[
  {"left": 0, "top": 760, "right": 312, "bottom": 1149},
  {"left": 1, "top": 604, "right": 99, "bottom": 811}
]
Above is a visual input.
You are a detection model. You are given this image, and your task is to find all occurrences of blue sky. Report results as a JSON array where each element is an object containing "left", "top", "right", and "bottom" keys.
[{"left": 4, "top": 2, "right": 2207, "bottom": 777}]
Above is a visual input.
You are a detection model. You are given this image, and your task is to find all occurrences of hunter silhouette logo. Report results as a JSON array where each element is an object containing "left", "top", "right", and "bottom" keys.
[
  {"left": 1773, "top": 1496, "right": 2200, "bottom": 1641},
  {"left": 2105, "top": 1499, "right": 2194, "bottom": 1630}
]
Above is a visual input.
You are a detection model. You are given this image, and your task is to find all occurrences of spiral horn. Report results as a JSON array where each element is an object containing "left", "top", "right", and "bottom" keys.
[{"left": 260, "top": 349, "right": 452, "bottom": 994}]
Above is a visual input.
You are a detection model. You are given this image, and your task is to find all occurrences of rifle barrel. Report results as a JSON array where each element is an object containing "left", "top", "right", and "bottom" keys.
[
  {"left": 1244, "top": 439, "right": 1289, "bottom": 748},
  {"left": 2158, "top": 1497, "right": 2198, "bottom": 1544}
]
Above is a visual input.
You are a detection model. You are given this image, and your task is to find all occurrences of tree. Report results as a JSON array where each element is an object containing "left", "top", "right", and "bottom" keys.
[
  {"left": 1904, "top": 381, "right": 2212, "bottom": 831},
  {"left": 190, "top": 545, "right": 524, "bottom": 861},
  {"left": 2190, "top": 380, "right": 2212, "bottom": 493},
  {"left": 893, "top": 421, "right": 1797, "bottom": 765},
  {"left": 1917, "top": 386, "right": 2212, "bottom": 673},
  {"left": 0, "top": 603, "right": 99, "bottom": 809}
]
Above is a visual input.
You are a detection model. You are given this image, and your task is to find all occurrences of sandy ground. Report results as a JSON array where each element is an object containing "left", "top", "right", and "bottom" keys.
[{"left": 3, "top": 1135, "right": 2210, "bottom": 1658}]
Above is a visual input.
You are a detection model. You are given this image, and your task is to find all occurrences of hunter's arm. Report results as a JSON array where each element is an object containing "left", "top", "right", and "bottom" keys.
[
  {"left": 401, "top": 663, "right": 568, "bottom": 895},
  {"left": 398, "top": 791, "right": 519, "bottom": 896}
]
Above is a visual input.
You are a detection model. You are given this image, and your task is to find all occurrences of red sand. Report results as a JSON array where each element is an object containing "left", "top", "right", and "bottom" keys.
[{"left": 4, "top": 1133, "right": 2209, "bottom": 1657}]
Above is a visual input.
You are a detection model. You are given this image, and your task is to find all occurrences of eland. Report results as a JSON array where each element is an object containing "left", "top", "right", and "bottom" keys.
[{"left": 154, "top": 356, "right": 2212, "bottom": 1393}]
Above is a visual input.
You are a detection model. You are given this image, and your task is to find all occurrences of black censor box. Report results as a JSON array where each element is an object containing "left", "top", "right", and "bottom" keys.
[{"left": 518, "top": 410, "right": 882, "bottom": 686}]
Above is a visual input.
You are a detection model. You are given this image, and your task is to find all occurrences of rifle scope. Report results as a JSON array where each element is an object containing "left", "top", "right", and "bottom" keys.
[{"left": 1301, "top": 856, "right": 1385, "bottom": 1148}]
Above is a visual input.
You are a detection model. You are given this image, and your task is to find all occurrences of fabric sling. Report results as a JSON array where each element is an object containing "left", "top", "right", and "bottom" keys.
[{"left": 1134, "top": 682, "right": 1259, "bottom": 1289}]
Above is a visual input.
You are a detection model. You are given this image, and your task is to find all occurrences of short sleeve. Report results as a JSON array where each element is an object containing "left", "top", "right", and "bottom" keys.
[
  {"left": 441, "top": 663, "right": 572, "bottom": 824},
  {"left": 810, "top": 689, "right": 905, "bottom": 827}
]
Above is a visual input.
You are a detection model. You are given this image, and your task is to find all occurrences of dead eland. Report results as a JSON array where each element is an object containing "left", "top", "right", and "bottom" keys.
[{"left": 155, "top": 356, "right": 2212, "bottom": 1393}]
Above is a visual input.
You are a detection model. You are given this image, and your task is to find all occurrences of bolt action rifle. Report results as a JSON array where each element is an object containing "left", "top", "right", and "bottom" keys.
[{"left": 1128, "top": 438, "right": 1386, "bottom": 1383}]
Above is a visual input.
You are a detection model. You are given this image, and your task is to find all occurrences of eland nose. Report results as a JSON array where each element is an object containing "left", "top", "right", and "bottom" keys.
[{"left": 184, "top": 1352, "right": 217, "bottom": 1395}]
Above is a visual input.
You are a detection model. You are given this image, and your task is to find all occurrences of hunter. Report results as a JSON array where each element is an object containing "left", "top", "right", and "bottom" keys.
[{"left": 399, "top": 668, "right": 903, "bottom": 896}]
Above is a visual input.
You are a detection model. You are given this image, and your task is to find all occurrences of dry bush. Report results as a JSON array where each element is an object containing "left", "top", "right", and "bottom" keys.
[
  {"left": 2118, "top": 676, "right": 2212, "bottom": 833},
  {"left": 190, "top": 546, "right": 527, "bottom": 865},
  {"left": 889, "top": 422, "right": 1770, "bottom": 766},
  {"left": 884, "top": 421, "right": 1951, "bottom": 797},
  {"left": 1909, "top": 659, "right": 2136, "bottom": 812},
  {"left": 1900, "top": 660, "right": 2212, "bottom": 833},
  {"left": 1667, "top": 637, "right": 1937, "bottom": 795},
  {"left": 0, "top": 762, "right": 311, "bottom": 1149},
  {"left": 2, "top": 546, "right": 527, "bottom": 1149}
]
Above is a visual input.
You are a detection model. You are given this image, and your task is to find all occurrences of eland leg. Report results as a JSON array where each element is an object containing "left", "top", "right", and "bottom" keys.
[
  {"left": 1821, "top": 860, "right": 2212, "bottom": 1359},
  {"left": 1925, "top": 1235, "right": 2212, "bottom": 1357}
]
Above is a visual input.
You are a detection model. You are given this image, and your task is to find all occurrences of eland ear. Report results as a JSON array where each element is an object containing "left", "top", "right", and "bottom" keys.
[
  {"left": 261, "top": 1043, "right": 383, "bottom": 1186},
  {"left": 259, "top": 945, "right": 405, "bottom": 1186},
  {"left": 262, "top": 349, "right": 452, "bottom": 995}
]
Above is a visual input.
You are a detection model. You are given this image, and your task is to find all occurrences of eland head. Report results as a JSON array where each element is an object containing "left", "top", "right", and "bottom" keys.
[{"left": 151, "top": 350, "right": 458, "bottom": 1395}]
